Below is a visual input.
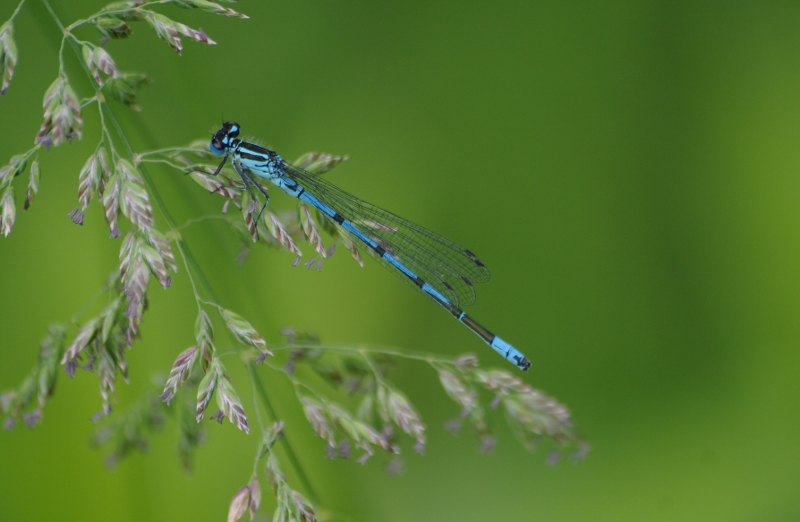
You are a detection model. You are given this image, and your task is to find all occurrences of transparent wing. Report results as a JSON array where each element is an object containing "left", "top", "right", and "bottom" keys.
[{"left": 282, "top": 162, "right": 490, "bottom": 307}]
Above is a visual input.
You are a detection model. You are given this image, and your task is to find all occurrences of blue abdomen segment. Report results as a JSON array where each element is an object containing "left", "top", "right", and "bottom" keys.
[
  {"left": 420, "top": 282, "right": 450, "bottom": 304},
  {"left": 342, "top": 220, "right": 380, "bottom": 250},
  {"left": 489, "top": 335, "right": 531, "bottom": 371},
  {"left": 299, "top": 191, "right": 339, "bottom": 220},
  {"left": 456, "top": 311, "right": 531, "bottom": 371}
]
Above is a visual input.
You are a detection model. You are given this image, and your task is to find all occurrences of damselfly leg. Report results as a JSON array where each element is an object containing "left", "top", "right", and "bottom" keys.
[{"left": 232, "top": 158, "right": 270, "bottom": 225}]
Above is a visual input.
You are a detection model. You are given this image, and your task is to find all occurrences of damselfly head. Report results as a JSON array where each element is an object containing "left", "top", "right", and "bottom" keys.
[
  {"left": 210, "top": 121, "right": 240, "bottom": 156},
  {"left": 223, "top": 121, "right": 240, "bottom": 138}
]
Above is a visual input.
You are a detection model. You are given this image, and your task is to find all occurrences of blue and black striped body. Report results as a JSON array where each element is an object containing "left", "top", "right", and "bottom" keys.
[{"left": 209, "top": 122, "right": 530, "bottom": 371}]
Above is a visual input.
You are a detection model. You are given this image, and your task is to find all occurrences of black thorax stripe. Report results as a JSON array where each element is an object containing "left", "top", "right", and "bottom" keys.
[{"left": 239, "top": 151, "right": 267, "bottom": 162}]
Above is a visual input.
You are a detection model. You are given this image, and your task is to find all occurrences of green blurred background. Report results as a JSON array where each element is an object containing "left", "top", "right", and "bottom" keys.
[{"left": 2, "top": 1, "right": 799, "bottom": 520}]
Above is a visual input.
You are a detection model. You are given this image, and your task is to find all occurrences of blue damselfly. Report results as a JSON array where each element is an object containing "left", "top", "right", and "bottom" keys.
[{"left": 209, "top": 122, "right": 530, "bottom": 371}]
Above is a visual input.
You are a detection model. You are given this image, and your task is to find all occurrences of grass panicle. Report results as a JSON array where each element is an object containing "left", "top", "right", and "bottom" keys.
[{"left": 0, "top": 1, "right": 586, "bottom": 519}]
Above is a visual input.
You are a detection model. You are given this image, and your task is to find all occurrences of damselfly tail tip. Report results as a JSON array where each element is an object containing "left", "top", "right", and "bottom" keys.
[{"left": 518, "top": 356, "right": 531, "bottom": 372}]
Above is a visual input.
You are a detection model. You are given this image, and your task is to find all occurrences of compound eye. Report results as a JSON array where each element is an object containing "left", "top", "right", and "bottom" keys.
[{"left": 210, "top": 137, "right": 225, "bottom": 156}]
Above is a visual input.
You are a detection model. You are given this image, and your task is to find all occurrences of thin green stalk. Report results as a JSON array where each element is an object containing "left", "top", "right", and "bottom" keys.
[
  {"left": 137, "top": 146, "right": 207, "bottom": 157},
  {"left": 68, "top": 278, "right": 114, "bottom": 324},
  {"left": 250, "top": 363, "right": 318, "bottom": 503},
  {"left": 136, "top": 157, "right": 192, "bottom": 170},
  {"left": 6, "top": 0, "right": 27, "bottom": 23},
  {"left": 65, "top": 0, "right": 172, "bottom": 31},
  {"left": 175, "top": 214, "right": 235, "bottom": 232},
  {"left": 278, "top": 342, "right": 454, "bottom": 366}
]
